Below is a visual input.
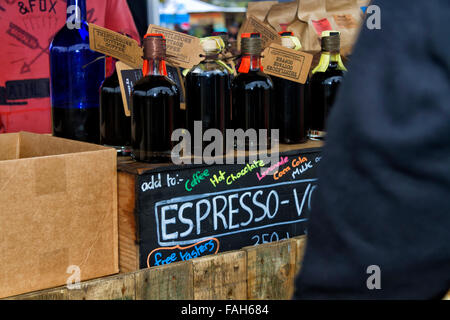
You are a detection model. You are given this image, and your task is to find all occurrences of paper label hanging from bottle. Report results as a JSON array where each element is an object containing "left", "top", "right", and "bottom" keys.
[
  {"left": 239, "top": 15, "right": 281, "bottom": 49},
  {"left": 115, "top": 61, "right": 142, "bottom": 117},
  {"left": 89, "top": 24, "right": 143, "bottom": 69},
  {"left": 146, "top": 25, "right": 204, "bottom": 69},
  {"left": 116, "top": 62, "right": 187, "bottom": 117},
  {"left": 261, "top": 43, "right": 313, "bottom": 84}
]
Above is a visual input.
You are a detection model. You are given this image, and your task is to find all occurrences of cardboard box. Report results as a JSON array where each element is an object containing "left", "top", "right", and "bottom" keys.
[{"left": 0, "top": 132, "right": 118, "bottom": 298}]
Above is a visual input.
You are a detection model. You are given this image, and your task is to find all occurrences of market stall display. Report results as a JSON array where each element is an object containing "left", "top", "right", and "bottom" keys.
[
  {"left": 0, "top": 0, "right": 383, "bottom": 300},
  {"left": 116, "top": 141, "right": 321, "bottom": 271}
]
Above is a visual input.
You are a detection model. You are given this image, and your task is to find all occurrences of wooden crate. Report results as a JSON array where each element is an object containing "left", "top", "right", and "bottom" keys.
[
  {"left": 6, "top": 236, "right": 306, "bottom": 300},
  {"left": 5, "top": 235, "right": 450, "bottom": 300},
  {"left": 245, "top": 239, "right": 297, "bottom": 300},
  {"left": 117, "top": 141, "right": 322, "bottom": 273},
  {"left": 117, "top": 160, "right": 173, "bottom": 272}
]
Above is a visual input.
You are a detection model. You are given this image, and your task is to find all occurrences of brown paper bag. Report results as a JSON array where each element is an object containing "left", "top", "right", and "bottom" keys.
[
  {"left": 288, "top": 0, "right": 365, "bottom": 57},
  {"left": 246, "top": 1, "right": 279, "bottom": 22},
  {"left": 265, "top": 1, "right": 300, "bottom": 32}
]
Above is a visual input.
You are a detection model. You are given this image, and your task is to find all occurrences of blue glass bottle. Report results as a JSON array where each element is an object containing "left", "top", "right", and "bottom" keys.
[{"left": 49, "top": 0, "right": 105, "bottom": 143}]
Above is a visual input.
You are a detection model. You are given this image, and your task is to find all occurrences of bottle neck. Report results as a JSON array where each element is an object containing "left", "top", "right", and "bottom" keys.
[
  {"left": 202, "top": 51, "right": 235, "bottom": 74},
  {"left": 238, "top": 54, "right": 262, "bottom": 74},
  {"left": 66, "top": 0, "right": 87, "bottom": 22},
  {"left": 203, "top": 51, "right": 220, "bottom": 61},
  {"left": 312, "top": 51, "right": 347, "bottom": 74},
  {"left": 248, "top": 55, "right": 262, "bottom": 72},
  {"left": 328, "top": 52, "right": 340, "bottom": 63},
  {"left": 143, "top": 59, "right": 165, "bottom": 76},
  {"left": 106, "top": 57, "right": 118, "bottom": 79}
]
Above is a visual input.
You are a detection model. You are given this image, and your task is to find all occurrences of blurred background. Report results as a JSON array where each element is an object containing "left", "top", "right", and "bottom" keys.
[{"left": 127, "top": 0, "right": 293, "bottom": 39}]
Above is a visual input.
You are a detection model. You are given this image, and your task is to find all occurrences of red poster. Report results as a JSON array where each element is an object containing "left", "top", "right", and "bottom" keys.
[
  {"left": 311, "top": 18, "right": 333, "bottom": 36},
  {"left": 0, "top": 0, "right": 139, "bottom": 134}
]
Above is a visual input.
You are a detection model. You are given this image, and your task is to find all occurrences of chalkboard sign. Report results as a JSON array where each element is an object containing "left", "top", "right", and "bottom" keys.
[{"left": 136, "top": 148, "right": 321, "bottom": 268}]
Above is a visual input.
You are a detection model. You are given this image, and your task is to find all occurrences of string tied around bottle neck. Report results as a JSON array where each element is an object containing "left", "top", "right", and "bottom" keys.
[
  {"left": 321, "top": 31, "right": 341, "bottom": 53},
  {"left": 142, "top": 33, "right": 168, "bottom": 76},
  {"left": 240, "top": 36, "right": 262, "bottom": 56},
  {"left": 238, "top": 33, "right": 263, "bottom": 73}
]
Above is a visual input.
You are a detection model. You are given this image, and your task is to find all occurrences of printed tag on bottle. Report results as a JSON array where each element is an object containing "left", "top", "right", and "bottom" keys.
[
  {"left": 239, "top": 15, "right": 281, "bottom": 49},
  {"left": 261, "top": 43, "right": 313, "bottom": 84},
  {"left": 116, "top": 61, "right": 143, "bottom": 117},
  {"left": 311, "top": 18, "right": 333, "bottom": 36},
  {"left": 116, "top": 62, "right": 187, "bottom": 116},
  {"left": 146, "top": 25, "right": 203, "bottom": 69},
  {"left": 89, "top": 24, "right": 143, "bottom": 69}
]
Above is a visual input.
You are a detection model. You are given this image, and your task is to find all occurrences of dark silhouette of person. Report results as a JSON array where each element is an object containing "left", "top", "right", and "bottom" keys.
[{"left": 294, "top": 0, "right": 450, "bottom": 299}]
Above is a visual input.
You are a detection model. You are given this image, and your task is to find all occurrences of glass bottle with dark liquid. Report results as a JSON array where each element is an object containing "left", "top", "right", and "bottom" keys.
[
  {"left": 185, "top": 37, "right": 232, "bottom": 154},
  {"left": 49, "top": 0, "right": 105, "bottom": 143},
  {"left": 308, "top": 31, "right": 347, "bottom": 140},
  {"left": 232, "top": 33, "right": 273, "bottom": 149},
  {"left": 272, "top": 32, "right": 308, "bottom": 144},
  {"left": 100, "top": 58, "right": 131, "bottom": 155},
  {"left": 131, "top": 34, "right": 180, "bottom": 162}
]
